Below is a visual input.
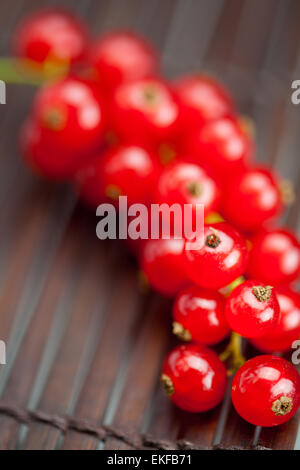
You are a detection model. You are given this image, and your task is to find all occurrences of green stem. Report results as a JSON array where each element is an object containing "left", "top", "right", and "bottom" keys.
[
  {"left": 0, "top": 57, "right": 42, "bottom": 85},
  {"left": 219, "top": 332, "right": 245, "bottom": 376}
]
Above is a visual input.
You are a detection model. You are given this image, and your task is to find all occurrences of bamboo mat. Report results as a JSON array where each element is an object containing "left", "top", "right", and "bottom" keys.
[{"left": 0, "top": 0, "right": 299, "bottom": 450}]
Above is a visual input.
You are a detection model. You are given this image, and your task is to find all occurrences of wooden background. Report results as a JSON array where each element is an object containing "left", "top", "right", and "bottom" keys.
[{"left": 0, "top": 0, "right": 299, "bottom": 450}]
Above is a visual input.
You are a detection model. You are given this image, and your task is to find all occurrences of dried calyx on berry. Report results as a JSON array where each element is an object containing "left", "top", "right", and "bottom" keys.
[
  {"left": 187, "top": 181, "right": 202, "bottom": 197},
  {"left": 160, "top": 373, "right": 174, "bottom": 396},
  {"left": 42, "top": 107, "right": 67, "bottom": 131},
  {"left": 172, "top": 321, "right": 192, "bottom": 341},
  {"left": 205, "top": 227, "right": 221, "bottom": 248},
  {"left": 158, "top": 143, "right": 176, "bottom": 165},
  {"left": 105, "top": 184, "right": 122, "bottom": 200},
  {"left": 271, "top": 396, "right": 293, "bottom": 416},
  {"left": 252, "top": 285, "right": 273, "bottom": 302},
  {"left": 143, "top": 85, "right": 159, "bottom": 106}
]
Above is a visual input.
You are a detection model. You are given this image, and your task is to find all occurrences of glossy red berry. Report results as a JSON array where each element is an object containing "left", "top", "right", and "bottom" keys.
[
  {"left": 250, "top": 287, "right": 300, "bottom": 352},
  {"left": 13, "top": 9, "right": 88, "bottom": 72},
  {"left": 89, "top": 31, "right": 158, "bottom": 91},
  {"left": 75, "top": 145, "right": 158, "bottom": 208},
  {"left": 140, "top": 238, "right": 188, "bottom": 298},
  {"left": 161, "top": 344, "right": 227, "bottom": 412},
  {"left": 223, "top": 166, "right": 282, "bottom": 232},
  {"left": 172, "top": 285, "right": 230, "bottom": 345},
  {"left": 111, "top": 78, "right": 179, "bottom": 146},
  {"left": 174, "top": 74, "right": 235, "bottom": 133},
  {"left": 247, "top": 228, "right": 300, "bottom": 286},
  {"left": 154, "top": 162, "right": 220, "bottom": 222},
  {"left": 232, "top": 355, "right": 300, "bottom": 427},
  {"left": 21, "top": 118, "right": 82, "bottom": 180},
  {"left": 225, "top": 280, "right": 280, "bottom": 338},
  {"left": 183, "top": 117, "right": 252, "bottom": 182},
  {"left": 31, "top": 77, "right": 106, "bottom": 159},
  {"left": 184, "top": 222, "right": 249, "bottom": 289}
]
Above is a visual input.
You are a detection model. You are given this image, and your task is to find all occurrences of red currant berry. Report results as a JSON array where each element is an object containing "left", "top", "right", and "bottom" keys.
[
  {"left": 89, "top": 31, "right": 158, "bottom": 91},
  {"left": 31, "top": 77, "right": 107, "bottom": 159},
  {"left": 183, "top": 117, "right": 253, "bottom": 182},
  {"left": 13, "top": 9, "right": 88, "bottom": 73},
  {"left": 161, "top": 344, "right": 227, "bottom": 412},
  {"left": 21, "top": 118, "right": 82, "bottom": 180},
  {"left": 232, "top": 355, "right": 300, "bottom": 427},
  {"left": 223, "top": 166, "right": 282, "bottom": 232},
  {"left": 111, "top": 78, "right": 179, "bottom": 146},
  {"left": 247, "top": 228, "right": 300, "bottom": 286},
  {"left": 225, "top": 280, "right": 280, "bottom": 338},
  {"left": 172, "top": 285, "right": 230, "bottom": 345},
  {"left": 154, "top": 162, "right": 220, "bottom": 220},
  {"left": 184, "top": 223, "right": 249, "bottom": 289},
  {"left": 250, "top": 287, "right": 300, "bottom": 353},
  {"left": 140, "top": 238, "right": 188, "bottom": 298},
  {"left": 75, "top": 145, "right": 158, "bottom": 208},
  {"left": 174, "top": 74, "right": 235, "bottom": 132}
]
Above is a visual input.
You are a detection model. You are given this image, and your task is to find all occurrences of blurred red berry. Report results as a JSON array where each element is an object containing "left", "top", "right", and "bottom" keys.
[
  {"left": 75, "top": 144, "right": 158, "bottom": 207},
  {"left": 89, "top": 31, "right": 158, "bottom": 91},
  {"left": 111, "top": 78, "right": 179, "bottom": 146},
  {"left": 172, "top": 285, "right": 230, "bottom": 345},
  {"left": 250, "top": 287, "right": 300, "bottom": 352},
  {"left": 153, "top": 162, "right": 220, "bottom": 225},
  {"left": 222, "top": 166, "right": 282, "bottom": 232},
  {"left": 247, "top": 228, "right": 300, "bottom": 286},
  {"left": 174, "top": 74, "right": 235, "bottom": 133},
  {"left": 21, "top": 118, "right": 84, "bottom": 179},
  {"left": 140, "top": 238, "right": 188, "bottom": 297},
  {"left": 13, "top": 8, "right": 88, "bottom": 72},
  {"left": 161, "top": 343, "right": 227, "bottom": 412},
  {"left": 232, "top": 355, "right": 300, "bottom": 426},
  {"left": 31, "top": 77, "right": 106, "bottom": 159},
  {"left": 225, "top": 280, "right": 280, "bottom": 339},
  {"left": 185, "top": 223, "right": 249, "bottom": 289},
  {"left": 183, "top": 117, "right": 253, "bottom": 182}
]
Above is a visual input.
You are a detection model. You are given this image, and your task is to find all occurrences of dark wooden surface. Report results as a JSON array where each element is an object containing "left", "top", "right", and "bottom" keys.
[{"left": 0, "top": 0, "right": 299, "bottom": 450}]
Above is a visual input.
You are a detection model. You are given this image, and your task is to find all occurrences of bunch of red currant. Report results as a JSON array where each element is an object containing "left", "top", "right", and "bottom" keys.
[{"left": 14, "top": 8, "right": 300, "bottom": 428}]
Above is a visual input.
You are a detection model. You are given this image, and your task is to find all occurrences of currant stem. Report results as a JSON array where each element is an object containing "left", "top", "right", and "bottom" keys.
[
  {"left": 238, "top": 114, "right": 256, "bottom": 138},
  {"left": 219, "top": 332, "right": 245, "bottom": 376},
  {"left": 219, "top": 276, "right": 245, "bottom": 298},
  {"left": 0, "top": 57, "right": 42, "bottom": 85},
  {"left": 279, "top": 179, "right": 295, "bottom": 206},
  {"left": 0, "top": 57, "right": 70, "bottom": 85}
]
